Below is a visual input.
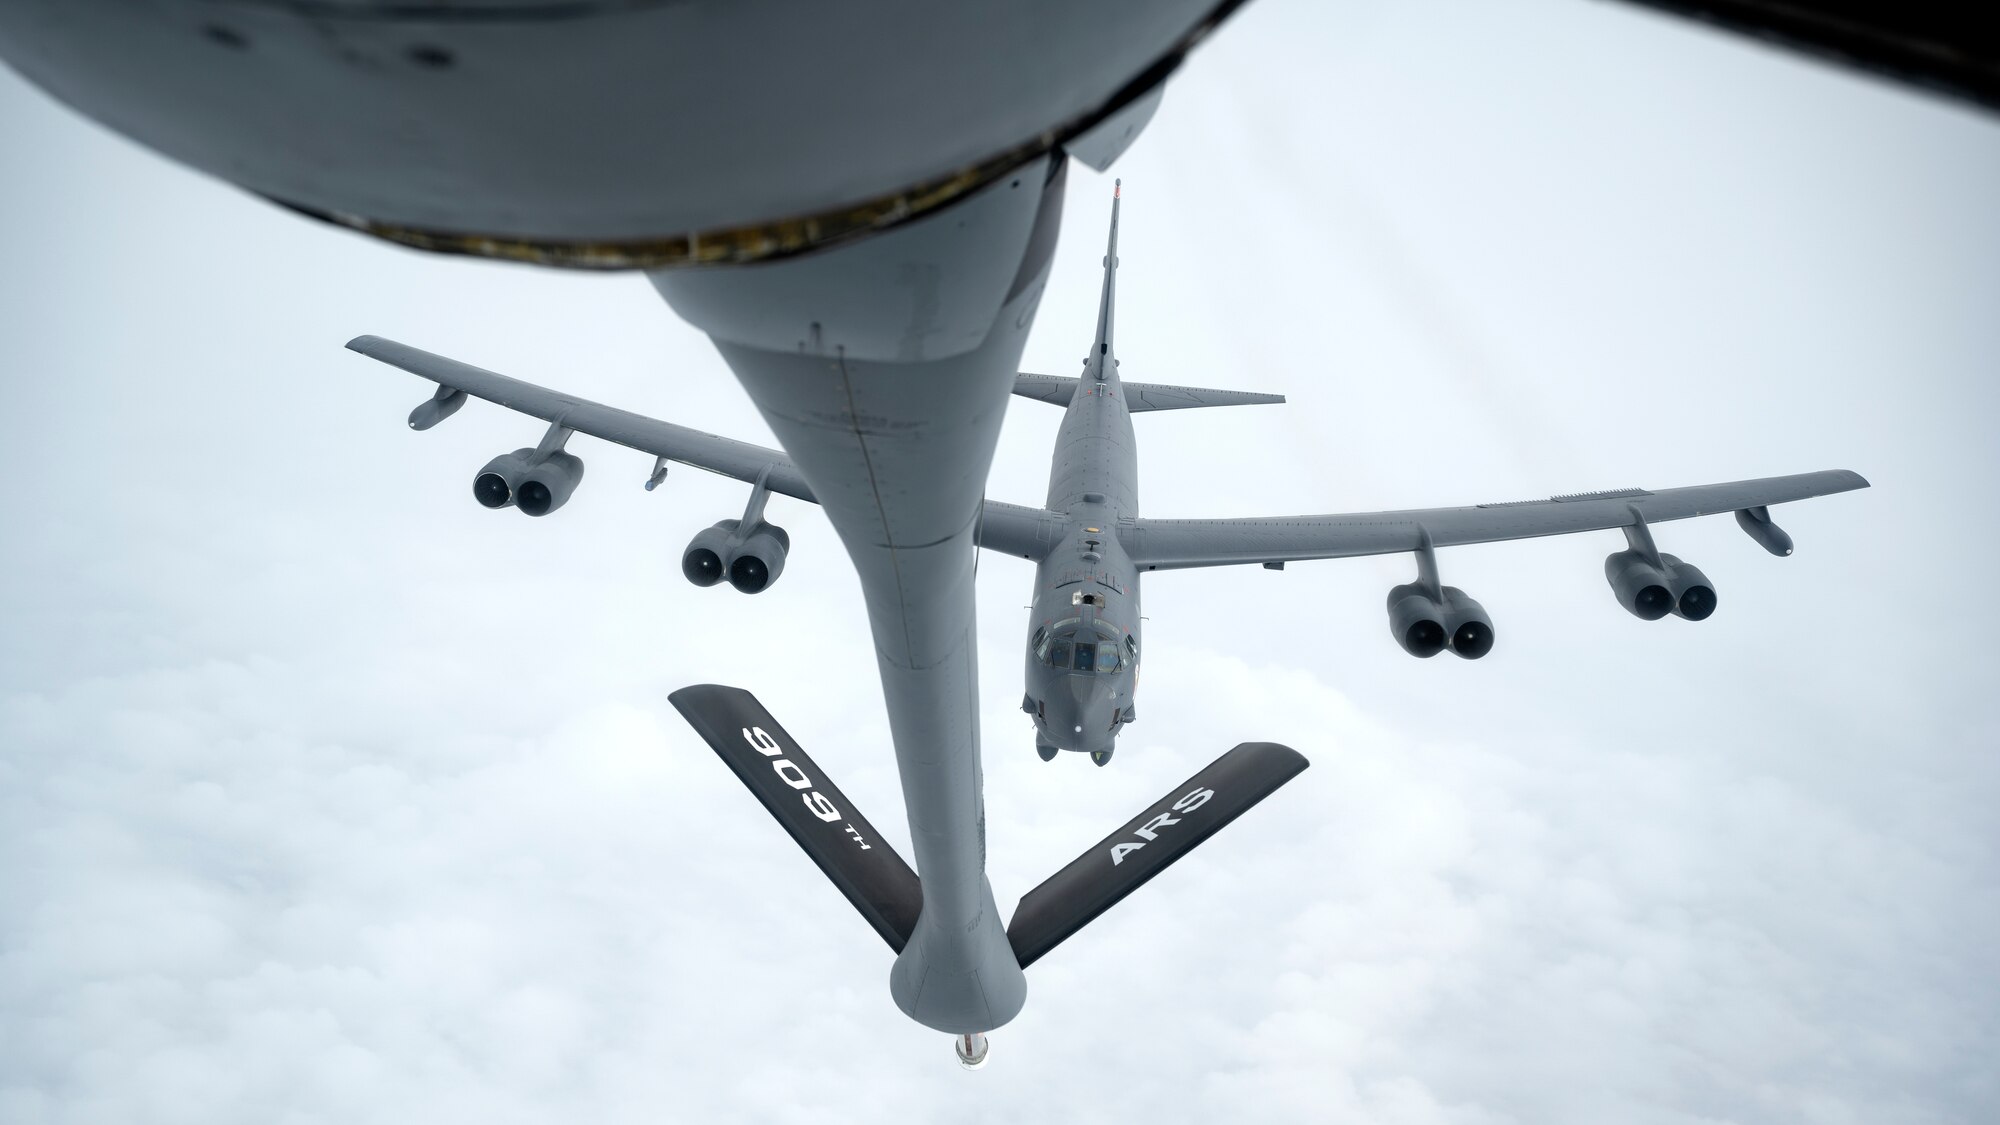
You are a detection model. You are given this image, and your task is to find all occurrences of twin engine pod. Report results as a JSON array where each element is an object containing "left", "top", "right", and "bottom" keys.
[
  {"left": 1387, "top": 583, "right": 1495, "bottom": 659},
  {"left": 1604, "top": 550, "right": 1716, "bottom": 621},
  {"left": 473, "top": 448, "right": 586, "bottom": 517},
  {"left": 683, "top": 519, "right": 791, "bottom": 594}
]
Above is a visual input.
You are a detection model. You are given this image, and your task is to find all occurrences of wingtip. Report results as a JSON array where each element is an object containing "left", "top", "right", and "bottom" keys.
[
  {"left": 345, "top": 334, "right": 384, "bottom": 354},
  {"left": 668, "top": 683, "right": 748, "bottom": 710},
  {"left": 1243, "top": 741, "right": 1310, "bottom": 772}
]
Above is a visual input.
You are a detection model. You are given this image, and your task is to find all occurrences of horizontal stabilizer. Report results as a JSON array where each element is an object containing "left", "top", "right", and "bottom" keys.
[
  {"left": 1013, "top": 372, "right": 1285, "bottom": 412},
  {"left": 669, "top": 684, "right": 922, "bottom": 952},
  {"left": 1007, "top": 741, "right": 1308, "bottom": 968}
]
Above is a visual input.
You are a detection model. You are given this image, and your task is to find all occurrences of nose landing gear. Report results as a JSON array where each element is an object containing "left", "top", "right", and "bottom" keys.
[
  {"left": 1090, "top": 749, "right": 1113, "bottom": 767},
  {"left": 955, "top": 1031, "right": 990, "bottom": 1069}
]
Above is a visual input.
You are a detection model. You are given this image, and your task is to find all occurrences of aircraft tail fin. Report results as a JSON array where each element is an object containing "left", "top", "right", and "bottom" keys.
[
  {"left": 1012, "top": 372, "right": 1285, "bottom": 412},
  {"left": 1006, "top": 741, "right": 1308, "bottom": 968},
  {"left": 669, "top": 684, "right": 922, "bottom": 952},
  {"left": 1092, "top": 180, "right": 1121, "bottom": 359}
]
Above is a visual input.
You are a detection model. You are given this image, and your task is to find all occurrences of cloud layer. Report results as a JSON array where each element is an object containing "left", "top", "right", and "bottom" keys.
[{"left": 4, "top": 1, "right": 1997, "bottom": 1122}]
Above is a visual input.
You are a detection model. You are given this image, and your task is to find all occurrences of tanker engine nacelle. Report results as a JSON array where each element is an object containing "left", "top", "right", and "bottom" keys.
[
  {"left": 473, "top": 448, "right": 586, "bottom": 516},
  {"left": 1387, "top": 583, "right": 1495, "bottom": 659},
  {"left": 1604, "top": 550, "right": 1716, "bottom": 621},
  {"left": 683, "top": 519, "right": 791, "bottom": 594}
]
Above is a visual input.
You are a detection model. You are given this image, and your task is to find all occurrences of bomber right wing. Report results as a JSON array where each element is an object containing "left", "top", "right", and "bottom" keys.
[
  {"left": 350, "top": 334, "right": 820, "bottom": 502},
  {"left": 1120, "top": 472, "right": 1869, "bottom": 571}
]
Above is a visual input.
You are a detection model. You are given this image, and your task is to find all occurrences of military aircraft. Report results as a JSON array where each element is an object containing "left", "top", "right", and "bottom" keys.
[
  {"left": 353, "top": 182, "right": 1867, "bottom": 770},
  {"left": 3, "top": 0, "right": 1927, "bottom": 1065},
  {"left": 349, "top": 183, "right": 1866, "bottom": 1065}
]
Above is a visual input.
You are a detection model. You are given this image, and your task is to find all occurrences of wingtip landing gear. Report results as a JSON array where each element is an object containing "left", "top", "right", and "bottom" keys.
[
  {"left": 956, "top": 1031, "right": 990, "bottom": 1070},
  {"left": 1090, "top": 749, "right": 1113, "bottom": 767},
  {"left": 1036, "top": 740, "right": 1058, "bottom": 762}
]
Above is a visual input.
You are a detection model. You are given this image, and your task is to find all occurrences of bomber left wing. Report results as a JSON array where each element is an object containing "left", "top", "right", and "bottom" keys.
[{"left": 346, "top": 335, "right": 1059, "bottom": 564}]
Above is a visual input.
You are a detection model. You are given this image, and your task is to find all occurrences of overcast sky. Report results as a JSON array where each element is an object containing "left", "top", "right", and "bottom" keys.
[{"left": 3, "top": 1, "right": 1997, "bottom": 1122}]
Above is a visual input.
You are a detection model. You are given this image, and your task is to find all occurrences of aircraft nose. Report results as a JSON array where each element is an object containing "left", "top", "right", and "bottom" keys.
[{"left": 1061, "top": 677, "right": 1116, "bottom": 742}]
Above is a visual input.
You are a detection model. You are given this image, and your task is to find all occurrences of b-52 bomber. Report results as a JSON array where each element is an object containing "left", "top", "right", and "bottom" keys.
[
  {"left": 0, "top": 0, "right": 1916, "bottom": 1068},
  {"left": 352, "top": 182, "right": 1868, "bottom": 769},
  {"left": 350, "top": 184, "right": 1865, "bottom": 1065}
]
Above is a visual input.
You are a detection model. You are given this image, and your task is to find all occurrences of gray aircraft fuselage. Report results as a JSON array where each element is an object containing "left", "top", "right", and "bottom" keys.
[{"left": 1023, "top": 189, "right": 1144, "bottom": 761}]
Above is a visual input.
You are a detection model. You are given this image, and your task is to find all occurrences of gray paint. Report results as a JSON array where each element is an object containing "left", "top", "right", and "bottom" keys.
[
  {"left": 0, "top": 0, "right": 1222, "bottom": 253},
  {"left": 1118, "top": 472, "right": 1867, "bottom": 570},
  {"left": 0, "top": 0, "right": 1981, "bottom": 265},
  {"left": 1011, "top": 373, "right": 1286, "bottom": 412},
  {"left": 352, "top": 161, "right": 1076, "bottom": 1035},
  {"left": 2, "top": 0, "right": 1987, "bottom": 1105},
  {"left": 652, "top": 160, "right": 1071, "bottom": 1034},
  {"left": 1012, "top": 189, "right": 1865, "bottom": 758},
  {"left": 347, "top": 181, "right": 1874, "bottom": 987},
  {"left": 1021, "top": 186, "right": 1145, "bottom": 761}
]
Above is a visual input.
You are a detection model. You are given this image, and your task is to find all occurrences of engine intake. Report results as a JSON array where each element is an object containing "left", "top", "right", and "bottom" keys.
[
  {"left": 1605, "top": 549, "right": 1674, "bottom": 620},
  {"left": 473, "top": 448, "right": 536, "bottom": 510},
  {"left": 683, "top": 519, "right": 791, "bottom": 593},
  {"left": 1387, "top": 584, "right": 1494, "bottom": 659},
  {"left": 1447, "top": 591, "right": 1495, "bottom": 659},
  {"left": 682, "top": 524, "right": 730, "bottom": 587},
  {"left": 1661, "top": 553, "right": 1717, "bottom": 621},
  {"left": 728, "top": 523, "right": 790, "bottom": 594},
  {"left": 472, "top": 447, "right": 585, "bottom": 515},
  {"left": 1606, "top": 550, "right": 1717, "bottom": 621},
  {"left": 1387, "top": 585, "right": 1447, "bottom": 658},
  {"left": 515, "top": 451, "right": 585, "bottom": 517}
]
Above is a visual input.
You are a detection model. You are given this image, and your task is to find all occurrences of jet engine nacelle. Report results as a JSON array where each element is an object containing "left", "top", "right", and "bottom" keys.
[
  {"left": 1387, "top": 583, "right": 1495, "bottom": 659},
  {"left": 473, "top": 448, "right": 537, "bottom": 510},
  {"left": 1387, "top": 584, "right": 1448, "bottom": 658},
  {"left": 515, "top": 451, "right": 584, "bottom": 517},
  {"left": 1659, "top": 554, "right": 1716, "bottom": 621},
  {"left": 683, "top": 519, "right": 791, "bottom": 594},
  {"left": 474, "top": 448, "right": 585, "bottom": 515},
  {"left": 1605, "top": 550, "right": 1717, "bottom": 621},
  {"left": 728, "top": 522, "right": 790, "bottom": 594},
  {"left": 682, "top": 524, "right": 731, "bottom": 587}
]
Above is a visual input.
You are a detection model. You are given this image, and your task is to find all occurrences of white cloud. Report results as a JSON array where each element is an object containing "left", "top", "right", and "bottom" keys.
[{"left": 3, "top": 1, "right": 1997, "bottom": 1122}]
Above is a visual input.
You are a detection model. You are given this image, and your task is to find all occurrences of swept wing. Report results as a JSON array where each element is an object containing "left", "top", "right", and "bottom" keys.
[
  {"left": 1122, "top": 474, "right": 1868, "bottom": 571},
  {"left": 347, "top": 335, "right": 1060, "bottom": 560}
]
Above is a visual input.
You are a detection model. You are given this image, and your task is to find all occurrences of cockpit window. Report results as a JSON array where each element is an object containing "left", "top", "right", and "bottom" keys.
[{"left": 1042, "top": 627, "right": 1125, "bottom": 673}]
